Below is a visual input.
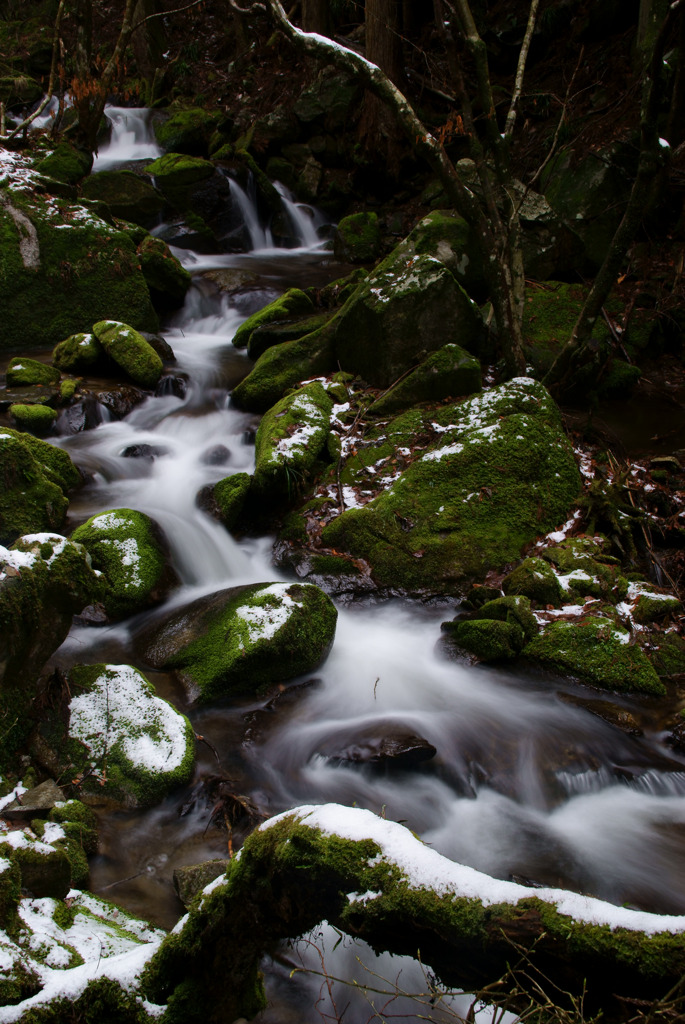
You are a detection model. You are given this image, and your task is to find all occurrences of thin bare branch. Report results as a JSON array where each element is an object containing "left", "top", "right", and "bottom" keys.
[
  {"left": 504, "top": 0, "right": 540, "bottom": 139},
  {"left": 0, "top": 0, "right": 65, "bottom": 142}
]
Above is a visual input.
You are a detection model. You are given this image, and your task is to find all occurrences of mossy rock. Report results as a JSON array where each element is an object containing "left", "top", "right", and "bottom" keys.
[
  {"left": 502, "top": 556, "right": 563, "bottom": 606},
  {"left": 333, "top": 211, "right": 381, "bottom": 263},
  {"left": 1, "top": 831, "right": 71, "bottom": 899},
  {"left": 0, "top": 176, "right": 158, "bottom": 351},
  {"left": 49, "top": 800, "right": 98, "bottom": 856},
  {"left": 232, "top": 321, "right": 336, "bottom": 413},
  {"left": 174, "top": 859, "right": 228, "bottom": 908},
  {"left": 80, "top": 170, "right": 164, "bottom": 226},
  {"left": 542, "top": 535, "right": 618, "bottom": 571},
  {"left": 92, "top": 319, "right": 163, "bottom": 388},
  {"left": 248, "top": 312, "right": 331, "bottom": 361},
  {"left": 333, "top": 251, "right": 487, "bottom": 388},
  {"left": 443, "top": 618, "right": 525, "bottom": 661},
  {"left": 321, "top": 378, "right": 581, "bottom": 595},
  {"left": 0, "top": 535, "right": 99, "bottom": 767},
  {"left": 253, "top": 381, "right": 332, "bottom": 500},
  {"left": 143, "top": 581, "right": 338, "bottom": 703},
  {"left": 293, "top": 68, "right": 362, "bottom": 131},
  {"left": 9, "top": 403, "right": 56, "bottom": 435},
  {"left": 53, "top": 331, "right": 108, "bottom": 374},
  {"left": 137, "top": 235, "right": 192, "bottom": 312},
  {"left": 35, "top": 143, "right": 93, "bottom": 186},
  {"left": 369, "top": 343, "right": 481, "bottom": 415},
  {"left": 232, "top": 288, "right": 314, "bottom": 350},
  {"left": 154, "top": 108, "right": 219, "bottom": 155},
  {"left": 145, "top": 151, "right": 215, "bottom": 194},
  {"left": 0, "top": 432, "right": 71, "bottom": 544},
  {"left": 71, "top": 508, "right": 177, "bottom": 620},
  {"left": 524, "top": 617, "right": 665, "bottom": 695},
  {"left": 214, "top": 472, "right": 252, "bottom": 530},
  {"left": 56, "top": 664, "right": 196, "bottom": 807},
  {"left": 648, "top": 632, "right": 685, "bottom": 677},
  {"left": 476, "top": 594, "right": 538, "bottom": 642},
  {"left": 522, "top": 282, "right": 618, "bottom": 378},
  {"left": 402, "top": 209, "right": 487, "bottom": 300},
  {"left": 598, "top": 359, "right": 642, "bottom": 398},
  {"left": 631, "top": 587, "right": 681, "bottom": 624},
  {"left": 6, "top": 357, "right": 60, "bottom": 387},
  {"left": 0, "top": 850, "right": 21, "bottom": 932}
]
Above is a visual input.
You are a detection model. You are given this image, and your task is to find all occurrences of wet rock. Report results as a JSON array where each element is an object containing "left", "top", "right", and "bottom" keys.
[
  {"left": 71, "top": 507, "right": 179, "bottom": 620},
  {"left": 442, "top": 618, "right": 525, "bottom": 661},
  {"left": 213, "top": 473, "right": 252, "bottom": 530},
  {"left": 3, "top": 780, "right": 66, "bottom": 822},
  {"left": 200, "top": 444, "right": 231, "bottom": 466},
  {"left": 80, "top": 170, "right": 164, "bottom": 226},
  {"left": 140, "top": 331, "right": 176, "bottom": 364},
  {"left": 503, "top": 556, "right": 563, "bottom": 607},
  {"left": 243, "top": 678, "right": 322, "bottom": 740},
  {"left": 156, "top": 375, "right": 188, "bottom": 399},
  {"left": 139, "top": 581, "right": 337, "bottom": 704},
  {"left": 73, "top": 601, "right": 109, "bottom": 627},
  {"left": 247, "top": 313, "right": 331, "bottom": 362},
  {"left": 0, "top": 386, "right": 60, "bottom": 410},
  {"left": 559, "top": 693, "right": 643, "bottom": 736},
  {"left": 174, "top": 860, "right": 228, "bottom": 908},
  {"left": 316, "top": 724, "right": 437, "bottom": 767},
  {"left": 56, "top": 394, "right": 106, "bottom": 434},
  {"left": 137, "top": 238, "right": 192, "bottom": 315},
  {"left": 232, "top": 288, "right": 314, "bottom": 352},
  {"left": 121, "top": 443, "right": 168, "bottom": 460},
  {"left": 96, "top": 384, "right": 147, "bottom": 419}
]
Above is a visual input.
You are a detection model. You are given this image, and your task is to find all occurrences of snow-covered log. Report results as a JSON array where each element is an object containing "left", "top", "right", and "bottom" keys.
[{"left": 144, "top": 803, "right": 685, "bottom": 1022}]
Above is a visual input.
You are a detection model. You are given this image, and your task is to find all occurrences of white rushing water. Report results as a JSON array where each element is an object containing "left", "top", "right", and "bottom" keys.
[
  {"left": 43, "top": 106, "right": 685, "bottom": 1020},
  {"left": 93, "top": 106, "right": 162, "bottom": 170}
]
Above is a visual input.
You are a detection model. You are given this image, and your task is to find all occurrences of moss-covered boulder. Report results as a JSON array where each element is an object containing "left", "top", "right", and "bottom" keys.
[
  {"left": 248, "top": 312, "right": 330, "bottom": 361},
  {"left": 0, "top": 430, "right": 78, "bottom": 543},
  {"left": 80, "top": 169, "right": 165, "bottom": 226},
  {"left": 213, "top": 473, "right": 252, "bottom": 531},
  {"left": 333, "top": 251, "right": 486, "bottom": 388},
  {"left": 253, "top": 381, "right": 332, "bottom": 499},
  {"left": 522, "top": 282, "right": 618, "bottom": 378},
  {"left": 231, "top": 320, "right": 336, "bottom": 413},
  {"left": 476, "top": 594, "right": 539, "bottom": 642},
  {"left": 6, "top": 357, "right": 60, "bottom": 388},
  {"left": 137, "top": 235, "right": 192, "bottom": 312},
  {"left": 40, "top": 663, "right": 196, "bottom": 807},
  {"left": 443, "top": 618, "right": 525, "bottom": 661},
  {"left": 9, "top": 402, "right": 57, "bottom": 435},
  {"left": 0, "top": 160, "right": 158, "bottom": 351},
  {"left": 154, "top": 107, "right": 219, "bottom": 155},
  {"left": 71, "top": 508, "right": 177, "bottom": 620},
  {"left": 0, "top": 826, "right": 71, "bottom": 899},
  {"left": 524, "top": 617, "right": 665, "bottom": 695},
  {"left": 232, "top": 288, "right": 314, "bottom": 349},
  {"left": 142, "top": 581, "right": 338, "bottom": 703},
  {"left": 0, "top": 534, "right": 99, "bottom": 765},
  {"left": 502, "top": 555, "right": 564, "bottom": 606},
  {"left": 625, "top": 582, "right": 681, "bottom": 624},
  {"left": 321, "top": 378, "right": 581, "bottom": 595},
  {"left": 369, "top": 344, "right": 481, "bottom": 415},
  {"left": 35, "top": 142, "right": 93, "bottom": 186},
  {"left": 400, "top": 209, "right": 487, "bottom": 300},
  {"left": 52, "top": 330, "right": 108, "bottom": 374},
  {"left": 333, "top": 211, "right": 381, "bottom": 263},
  {"left": 92, "top": 319, "right": 163, "bottom": 388},
  {"left": 144, "top": 152, "right": 215, "bottom": 209}
]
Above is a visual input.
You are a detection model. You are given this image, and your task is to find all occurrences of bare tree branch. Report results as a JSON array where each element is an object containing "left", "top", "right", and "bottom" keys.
[
  {"left": 504, "top": 0, "right": 540, "bottom": 139},
  {"left": 0, "top": 0, "right": 65, "bottom": 142}
]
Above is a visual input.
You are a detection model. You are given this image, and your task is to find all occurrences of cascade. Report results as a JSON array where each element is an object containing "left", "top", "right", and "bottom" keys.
[{"left": 35, "top": 106, "right": 685, "bottom": 1021}]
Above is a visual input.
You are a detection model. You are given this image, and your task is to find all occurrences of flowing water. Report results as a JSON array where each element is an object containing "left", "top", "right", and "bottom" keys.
[{"left": 41, "top": 111, "right": 685, "bottom": 1020}]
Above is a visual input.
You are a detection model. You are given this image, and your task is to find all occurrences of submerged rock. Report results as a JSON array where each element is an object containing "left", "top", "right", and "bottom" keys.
[
  {"left": 316, "top": 724, "right": 437, "bottom": 767},
  {"left": 141, "top": 581, "right": 338, "bottom": 703},
  {"left": 71, "top": 508, "right": 178, "bottom": 620}
]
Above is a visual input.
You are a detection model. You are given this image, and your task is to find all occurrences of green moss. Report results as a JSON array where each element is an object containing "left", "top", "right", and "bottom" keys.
[
  {"left": 71, "top": 507, "right": 173, "bottom": 619},
  {"left": 154, "top": 108, "right": 219, "bottom": 155},
  {"left": 232, "top": 288, "right": 314, "bottom": 350},
  {"left": 369, "top": 343, "right": 482, "bottom": 416},
  {"left": 524, "top": 617, "right": 665, "bottom": 695},
  {"left": 599, "top": 358, "right": 642, "bottom": 397},
  {"left": 136, "top": 236, "right": 191, "bottom": 309},
  {"left": 443, "top": 618, "right": 525, "bottom": 660},
  {"left": 52, "top": 331, "right": 107, "bottom": 374},
  {"left": 0, "top": 186, "right": 158, "bottom": 352},
  {"left": 92, "top": 320, "right": 163, "bottom": 388},
  {"left": 1, "top": 426, "right": 80, "bottom": 492},
  {"left": 0, "top": 431, "right": 69, "bottom": 543},
  {"left": 6, "top": 357, "right": 60, "bottom": 387},
  {"left": 59, "top": 378, "right": 78, "bottom": 401},
  {"left": 502, "top": 556, "right": 563, "bottom": 606},
  {"left": 633, "top": 591, "right": 681, "bottom": 624},
  {"left": 35, "top": 143, "right": 92, "bottom": 185},
  {"left": 333, "top": 211, "right": 381, "bottom": 263},
  {"left": 80, "top": 171, "right": 164, "bottom": 226},
  {"left": 232, "top": 320, "right": 336, "bottom": 413},
  {"left": 476, "top": 594, "right": 538, "bottom": 642},
  {"left": 522, "top": 281, "right": 619, "bottom": 379},
  {"left": 213, "top": 472, "right": 252, "bottom": 530},
  {"left": 648, "top": 632, "right": 685, "bottom": 677},
  {"left": 158, "top": 582, "right": 338, "bottom": 703},
  {"left": 9, "top": 403, "right": 56, "bottom": 435},
  {"left": 0, "top": 854, "right": 21, "bottom": 932},
  {"left": 247, "top": 312, "right": 330, "bottom": 362},
  {"left": 253, "top": 381, "right": 333, "bottom": 500},
  {"left": 402, "top": 209, "right": 486, "bottom": 300},
  {"left": 144, "top": 153, "right": 214, "bottom": 208}
]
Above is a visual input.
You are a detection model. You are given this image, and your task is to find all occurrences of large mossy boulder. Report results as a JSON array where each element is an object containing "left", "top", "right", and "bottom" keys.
[
  {"left": 369, "top": 343, "right": 481, "bottom": 415},
  {"left": 502, "top": 555, "right": 564, "bottom": 606},
  {"left": 80, "top": 170, "right": 164, "bottom": 226},
  {"left": 253, "top": 381, "right": 332, "bottom": 499},
  {"left": 320, "top": 378, "right": 581, "bottom": 595},
  {"left": 333, "top": 212, "right": 381, "bottom": 263},
  {"left": 71, "top": 508, "right": 178, "bottom": 620},
  {"left": 136, "top": 235, "right": 192, "bottom": 312},
  {"left": 6, "top": 357, "right": 60, "bottom": 388},
  {"left": 154, "top": 108, "right": 219, "bottom": 155},
  {"left": 231, "top": 321, "right": 336, "bottom": 413},
  {"left": 0, "top": 429, "right": 79, "bottom": 544},
  {"left": 49, "top": 663, "right": 196, "bottom": 807},
  {"left": 0, "top": 164, "right": 158, "bottom": 350},
  {"left": 0, "top": 534, "right": 99, "bottom": 766},
  {"left": 232, "top": 288, "right": 314, "bottom": 350},
  {"left": 524, "top": 617, "right": 665, "bottom": 695},
  {"left": 92, "top": 319, "right": 163, "bottom": 387},
  {"left": 52, "top": 330, "right": 107, "bottom": 374},
  {"left": 35, "top": 142, "right": 93, "bottom": 185},
  {"left": 144, "top": 152, "right": 215, "bottom": 207},
  {"left": 142, "top": 581, "right": 338, "bottom": 703},
  {"left": 400, "top": 209, "right": 487, "bottom": 300},
  {"left": 333, "top": 251, "right": 486, "bottom": 388}
]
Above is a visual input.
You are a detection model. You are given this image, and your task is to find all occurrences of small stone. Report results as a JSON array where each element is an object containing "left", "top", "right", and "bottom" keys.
[{"left": 3, "top": 780, "right": 65, "bottom": 822}]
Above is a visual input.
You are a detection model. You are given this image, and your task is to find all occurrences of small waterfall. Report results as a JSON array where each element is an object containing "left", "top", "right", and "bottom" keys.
[
  {"left": 93, "top": 106, "right": 162, "bottom": 170},
  {"left": 273, "top": 180, "right": 326, "bottom": 249},
  {"left": 227, "top": 176, "right": 274, "bottom": 251}
]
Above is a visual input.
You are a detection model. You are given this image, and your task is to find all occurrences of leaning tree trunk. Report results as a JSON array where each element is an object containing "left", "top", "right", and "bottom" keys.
[{"left": 143, "top": 805, "right": 685, "bottom": 1023}]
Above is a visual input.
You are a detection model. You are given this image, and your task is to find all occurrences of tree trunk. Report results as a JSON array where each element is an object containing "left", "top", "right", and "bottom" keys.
[
  {"left": 131, "top": 0, "right": 165, "bottom": 102},
  {"left": 366, "top": 0, "right": 403, "bottom": 87},
  {"left": 302, "top": 0, "right": 331, "bottom": 35}
]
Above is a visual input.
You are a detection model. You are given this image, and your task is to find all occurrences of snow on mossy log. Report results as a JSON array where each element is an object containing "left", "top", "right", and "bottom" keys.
[{"left": 142, "top": 803, "right": 685, "bottom": 1022}]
